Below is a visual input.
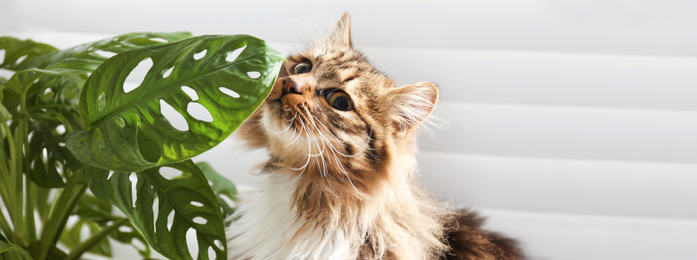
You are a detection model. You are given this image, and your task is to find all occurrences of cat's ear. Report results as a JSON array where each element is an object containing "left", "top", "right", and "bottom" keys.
[
  {"left": 330, "top": 12, "right": 352, "bottom": 48},
  {"left": 388, "top": 82, "right": 439, "bottom": 130}
]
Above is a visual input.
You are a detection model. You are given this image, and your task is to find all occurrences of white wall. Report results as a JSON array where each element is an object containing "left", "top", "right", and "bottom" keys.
[{"left": 3, "top": 1, "right": 697, "bottom": 259}]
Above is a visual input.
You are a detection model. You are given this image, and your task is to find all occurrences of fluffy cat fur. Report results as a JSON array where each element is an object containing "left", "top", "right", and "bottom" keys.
[{"left": 226, "top": 13, "right": 524, "bottom": 260}]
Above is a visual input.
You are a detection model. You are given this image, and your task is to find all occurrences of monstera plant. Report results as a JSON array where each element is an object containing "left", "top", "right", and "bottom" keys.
[{"left": 0, "top": 32, "right": 284, "bottom": 260}]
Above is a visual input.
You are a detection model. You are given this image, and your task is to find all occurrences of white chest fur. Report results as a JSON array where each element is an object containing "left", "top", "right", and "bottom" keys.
[{"left": 226, "top": 175, "right": 352, "bottom": 260}]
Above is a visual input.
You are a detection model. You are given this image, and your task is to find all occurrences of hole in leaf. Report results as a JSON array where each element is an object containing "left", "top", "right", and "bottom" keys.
[
  {"left": 66, "top": 215, "right": 80, "bottom": 230},
  {"left": 167, "top": 210, "right": 175, "bottom": 231},
  {"left": 193, "top": 49, "right": 207, "bottom": 60},
  {"left": 159, "top": 167, "right": 183, "bottom": 180},
  {"left": 98, "top": 92, "right": 106, "bottom": 111},
  {"left": 214, "top": 240, "right": 224, "bottom": 250},
  {"left": 152, "top": 196, "right": 160, "bottom": 223},
  {"left": 119, "top": 226, "right": 132, "bottom": 233},
  {"left": 187, "top": 102, "right": 213, "bottom": 122},
  {"left": 129, "top": 173, "right": 138, "bottom": 208},
  {"left": 181, "top": 86, "right": 198, "bottom": 101},
  {"left": 190, "top": 201, "right": 204, "bottom": 207},
  {"left": 160, "top": 99, "right": 189, "bottom": 131},
  {"left": 41, "top": 88, "right": 54, "bottom": 101},
  {"left": 55, "top": 161, "right": 63, "bottom": 174},
  {"left": 150, "top": 38, "right": 168, "bottom": 43},
  {"left": 219, "top": 87, "right": 240, "bottom": 98},
  {"left": 94, "top": 50, "right": 117, "bottom": 58},
  {"left": 226, "top": 46, "right": 246, "bottom": 62},
  {"left": 115, "top": 117, "right": 125, "bottom": 128},
  {"left": 208, "top": 246, "right": 216, "bottom": 260},
  {"left": 124, "top": 58, "right": 153, "bottom": 93},
  {"left": 55, "top": 125, "right": 66, "bottom": 135},
  {"left": 58, "top": 142, "right": 66, "bottom": 147},
  {"left": 107, "top": 171, "right": 114, "bottom": 180},
  {"left": 186, "top": 228, "right": 199, "bottom": 259},
  {"left": 123, "top": 82, "right": 139, "bottom": 93},
  {"left": 15, "top": 54, "right": 28, "bottom": 65},
  {"left": 193, "top": 216, "right": 207, "bottom": 225},
  {"left": 163, "top": 66, "right": 174, "bottom": 78},
  {"left": 247, "top": 71, "right": 261, "bottom": 79},
  {"left": 80, "top": 224, "right": 91, "bottom": 241}
]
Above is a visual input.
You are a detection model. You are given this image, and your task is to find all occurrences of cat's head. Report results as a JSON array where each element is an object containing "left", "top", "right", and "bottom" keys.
[{"left": 239, "top": 13, "right": 438, "bottom": 197}]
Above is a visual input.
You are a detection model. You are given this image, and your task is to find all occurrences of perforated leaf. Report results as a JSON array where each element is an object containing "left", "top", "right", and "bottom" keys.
[
  {"left": 84, "top": 160, "right": 226, "bottom": 260},
  {"left": 196, "top": 162, "right": 238, "bottom": 216},
  {"left": 0, "top": 37, "right": 58, "bottom": 70},
  {"left": 66, "top": 35, "right": 283, "bottom": 172}
]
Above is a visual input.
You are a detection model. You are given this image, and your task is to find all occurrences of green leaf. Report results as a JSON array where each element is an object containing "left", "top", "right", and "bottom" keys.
[
  {"left": 196, "top": 162, "right": 237, "bottom": 216},
  {"left": 107, "top": 221, "right": 152, "bottom": 259},
  {"left": 19, "top": 32, "right": 193, "bottom": 73},
  {"left": 0, "top": 37, "right": 59, "bottom": 70},
  {"left": 84, "top": 160, "right": 227, "bottom": 260},
  {"left": 66, "top": 34, "right": 283, "bottom": 172},
  {"left": 1, "top": 33, "right": 194, "bottom": 189},
  {"left": 0, "top": 104, "right": 9, "bottom": 123}
]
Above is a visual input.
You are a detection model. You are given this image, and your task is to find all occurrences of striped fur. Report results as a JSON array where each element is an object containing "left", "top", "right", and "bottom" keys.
[{"left": 226, "top": 13, "right": 523, "bottom": 260}]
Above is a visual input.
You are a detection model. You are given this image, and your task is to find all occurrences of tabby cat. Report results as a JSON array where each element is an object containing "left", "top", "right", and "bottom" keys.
[{"left": 226, "top": 13, "right": 524, "bottom": 260}]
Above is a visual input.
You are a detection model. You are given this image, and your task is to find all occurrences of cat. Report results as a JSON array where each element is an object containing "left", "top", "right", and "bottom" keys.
[{"left": 225, "top": 13, "right": 524, "bottom": 260}]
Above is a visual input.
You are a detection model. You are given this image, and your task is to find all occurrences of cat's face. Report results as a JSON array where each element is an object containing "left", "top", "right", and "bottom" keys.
[{"left": 239, "top": 13, "right": 438, "bottom": 196}]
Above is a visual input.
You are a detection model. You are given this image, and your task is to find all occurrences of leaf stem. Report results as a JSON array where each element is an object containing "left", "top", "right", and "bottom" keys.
[
  {"left": 12, "top": 118, "right": 28, "bottom": 246},
  {"left": 0, "top": 202, "right": 14, "bottom": 240},
  {"left": 65, "top": 218, "right": 128, "bottom": 260},
  {"left": 0, "top": 240, "right": 33, "bottom": 259},
  {"left": 2, "top": 121, "right": 24, "bottom": 246},
  {"left": 24, "top": 180, "right": 37, "bottom": 244},
  {"left": 36, "top": 167, "right": 88, "bottom": 260},
  {"left": 0, "top": 125, "right": 14, "bottom": 238}
]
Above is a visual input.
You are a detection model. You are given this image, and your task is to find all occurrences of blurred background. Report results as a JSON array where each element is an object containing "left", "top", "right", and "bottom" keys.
[{"left": 2, "top": 0, "right": 697, "bottom": 259}]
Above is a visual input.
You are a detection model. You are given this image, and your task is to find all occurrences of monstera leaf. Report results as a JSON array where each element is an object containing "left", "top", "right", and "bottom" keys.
[
  {"left": 1, "top": 33, "right": 193, "bottom": 188},
  {"left": 0, "top": 37, "right": 58, "bottom": 71},
  {"left": 84, "top": 161, "right": 227, "bottom": 260},
  {"left": 66, "top": 34, "right": 283, "bottom": 172},
  {"left": 196, "top": 162, "right": 238, "bottom": 216}
]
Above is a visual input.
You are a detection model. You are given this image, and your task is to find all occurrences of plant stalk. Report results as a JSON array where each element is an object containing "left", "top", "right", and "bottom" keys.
[
  {"left": 0, "top": 124, "right": 14, "bottom": 241},
  {"left": 24, "top": 180, "right": 37, "bottom": 244},
  {"left": 0, "top": 241, "right": 33, "bottom": 259},
  {"left": 36, "top": 167, "right": 88, "bottom": 260},
  {"left": 65, "top": 218, "right": 128, "bottom": 260},
  {"left": 2, "top": 121, "right": 24, "bottom": 246},
  {"left": 12, "top": 118, "right": 28, "bottom": 247},
  {"left": 0, "top": 202, "right": 13, "bottom": 240}
]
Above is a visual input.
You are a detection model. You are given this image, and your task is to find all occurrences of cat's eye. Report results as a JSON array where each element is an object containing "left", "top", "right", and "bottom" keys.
[
  {"left": 325, "top": 91, "right": 353, "bottom": 111},
  {"left": 291, "top": 61, "right": 312, "bottom": 74}
]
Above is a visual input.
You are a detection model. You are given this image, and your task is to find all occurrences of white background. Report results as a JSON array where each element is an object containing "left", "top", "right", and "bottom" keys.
[{"left": 2, "top": 0, "right": 697, "bottom": 259}]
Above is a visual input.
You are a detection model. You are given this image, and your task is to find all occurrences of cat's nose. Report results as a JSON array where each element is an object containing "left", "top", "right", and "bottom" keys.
[{"left": 282, "top": 77, "right": 301, "bottom": 95}]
